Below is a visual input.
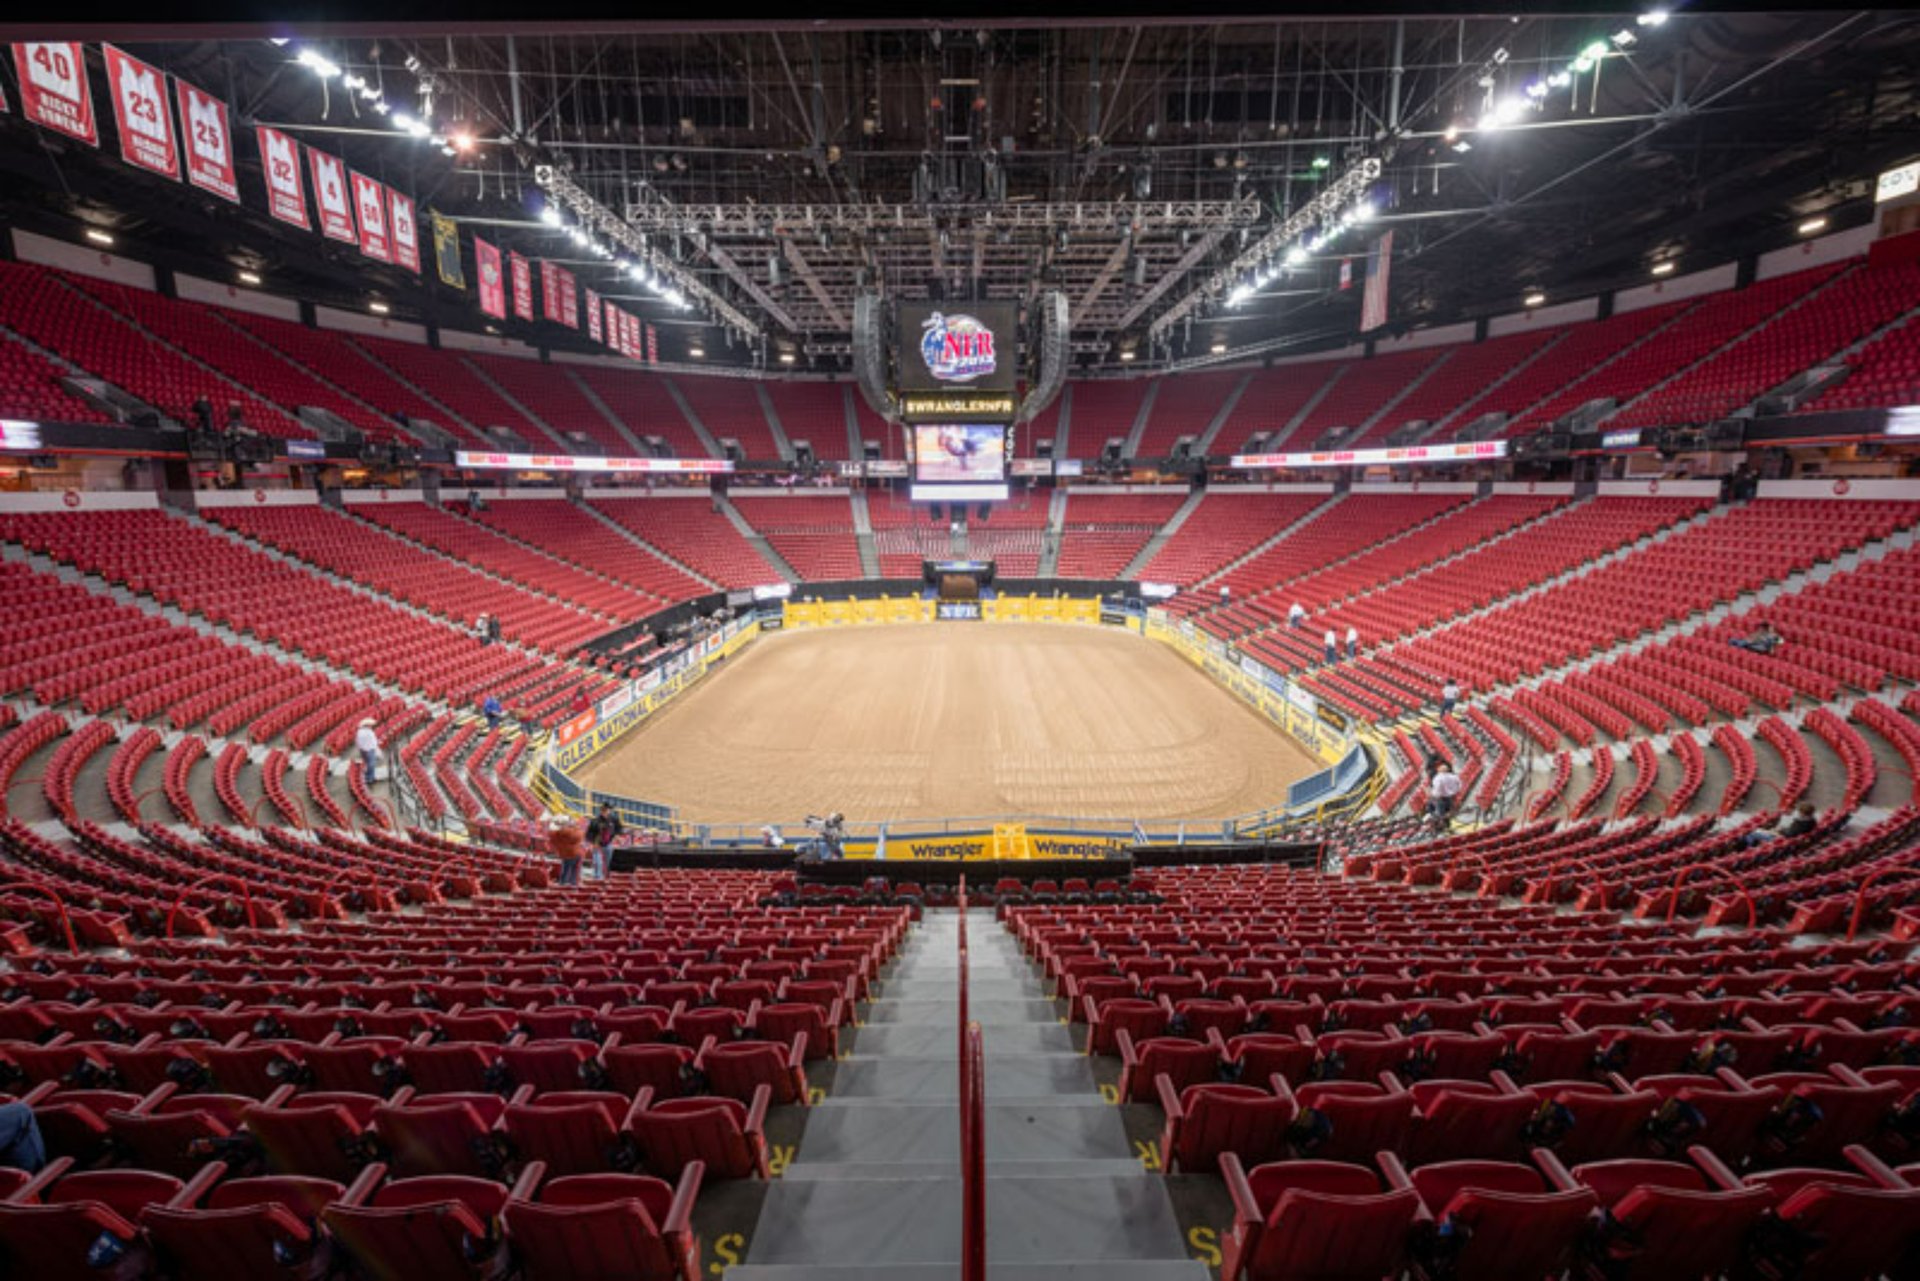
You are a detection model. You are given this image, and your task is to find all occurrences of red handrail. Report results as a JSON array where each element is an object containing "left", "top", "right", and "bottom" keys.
[
  {"left": 1847, "top": 864, "right": 1920, "bottom": 943},
  {"left": 165, "top": 872, "right": 259, "bottom": 940},
  {"left": 1665, "top": 863, "right": 1754, "bottom": 930},
  {"left": 0, "top": 881, "right": 80, "bottom": 954},
  {"left": 962, "top": 1020, "right": 986, "bottom": 1281}
]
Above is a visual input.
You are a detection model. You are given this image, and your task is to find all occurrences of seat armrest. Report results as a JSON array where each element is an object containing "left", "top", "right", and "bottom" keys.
[
  {"left": 663, "top": 1160, "right": 704, "bottom": 1235},
  {"left": 1220, "top": 1152, "right": 1262, "bottom": 1227},
  {"left": 1529, "top": 1146, "right": 1582, "bottom": 1193},
  {"left": 785, "top": 1033, "right": 809, "bottom": 1069},
  {"left": 602, "top": 1031, "right": 624, "bottom": 1053},
  {"left": 262, "top": 1083, "right": 299, "bottom": 1109},
  {"left": 1154, "top": 1073, "right": 1185, "bottom": 1121},
  {"left": 341, "top": 1162, "right": 388, "bottom": 1206},
  {"left": 1489, "top": 1069, "right": 1523, "bottom": 1094},
  {"left": 508, "top": 1159, "right": 546, "bottom": 1202},
  {"left": 508, "top": 1083, "right": 537, "bottom": 1107},
  {"left": 7, "top": 1155, "right": 74, "bottom": 1203},
  {"left": 745, "top": 1083, "right": 772, "bottom": 1136},
  {"left": 171, "top": 1161, "right": 228, "bottom": 1207},
  {"left": 1841, "top": 1144, "right": 1909, "bottom": 1188},
  {"left": 1116, "top": 1029, "right": 1140, "bottom": 1069},
  {"left": 132, "top": 1082, "right": 180, "bottom": 1113},
  {"left": 1686, "top": 1144, "right": 1745, "bottom": 1191}
]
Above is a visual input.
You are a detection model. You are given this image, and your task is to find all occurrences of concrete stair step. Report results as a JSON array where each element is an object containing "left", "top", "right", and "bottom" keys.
[
  {"left": 826, "top": 1055, "right": 1095, "bottom": 1100},
  {"left": 743, "top": 1173, "right": 1192, "bottom": 1268},
  {"left": 865, "top": 998, "right": 1057, "bottom": 1025},
  {"left": 794, "top": 1098, "right": 1126, "bottom": 1164},
  {"left": 775, "top": 1157, "right": 1147, "bottom": 1182},
  {"left": 728, "top": 1262, "right": 1210, "bottom": 1279},
  {"left": 852, "top": 1023, "right": 1074, "bottom": 1055}
]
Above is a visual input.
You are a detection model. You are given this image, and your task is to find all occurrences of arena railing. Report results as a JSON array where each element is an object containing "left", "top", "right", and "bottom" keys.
[{"left": 957, "top": 874, "right": 986, "bottom": 1281}]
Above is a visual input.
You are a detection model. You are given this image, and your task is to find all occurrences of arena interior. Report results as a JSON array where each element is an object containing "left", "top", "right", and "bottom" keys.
[{"left": 3, "top": 5, "right": 1920, "bottom": 1279}]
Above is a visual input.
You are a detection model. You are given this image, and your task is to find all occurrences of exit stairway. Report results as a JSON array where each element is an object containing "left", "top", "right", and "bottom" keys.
[{"left": 730, "top": 908, "right": 1206, "bottom": 1279}]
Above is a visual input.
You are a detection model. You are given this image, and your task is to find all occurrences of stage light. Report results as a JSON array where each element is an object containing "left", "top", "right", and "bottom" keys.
[
  {"left": 779, "top": 351, "right": 796, "bottom": 364},
  {"left": 1638, "top": 9, "right": 1669, "bottom": 26},
  {"left": 1549, "top": 71, "right": 1573, "bottom": 89},
  {"left": 450, "top": 131, "right": 475, "bottom": 153},
  {"left": 1798, "top": 216, "right": 1829, "bottom": 236},
  {"left": 1118, "top": 348, "right": 1136, "bottom": 362},
  {"left": 1451, "top": 140, "right": 1473, "bottom": 153},
  {"left": 1285, "top": 246, "right": 1308, "bottom": 265},
  {"left": 1581, "top": 41, "right": 1610, "bottom": 61},
  {"left": 1354, "top": 201, "right": 1377, "bottom": 223},
  {"left": 1524, "top": 291, "right": 1546, "bottom": 307},
  {"left": 369, "top": 300, "right": 390, "bottom": 314},
  {"left": 539, "top": 206, "right": 562, "bottom": 227},
  {"left": 1612, "top": 29, "right": 1637, "bottom": 47},
  {"left": 1524, "top": 80, "right": 1550, "bottom": 99},
  {"left": 84, "top": 228, "right": 114, "bottom": 247},
  {"left": 1311, "top": 156, "right": 1331, "bottom": 170},
  {"left": 1210, "top": 341, "right": 1227, "bottom": 354},
  {"left": 1227, "top": 283, "right": 1253, "bottom": 307},
  {"left": 1651, "top": 261, "right": 1676, "bottom": 277},
  {"left": 295, "top": 49, "right": 341, "bottom": 80},
  {"left": 238, "top": 270, "right": 262, "bottom": 285},
  {"left": 688, "top": 344, "right": 705, "bottom": 358}
]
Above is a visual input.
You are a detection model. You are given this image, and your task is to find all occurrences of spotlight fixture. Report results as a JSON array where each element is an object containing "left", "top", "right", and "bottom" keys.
[
  {"left": 83, "top": 228, "right": 114, "bottom": 247},
  {"left": 1210, "top": 341, "right": 1227, "bottom": 354},
  {"left": 238, "top": 270, "right": 262, "bottom": 286},
  {"left": 688, "top": 344, "right": 705, "bottom": 358},
  {"left": 1797, "top": 216, "right": 1829, "bottom": 236},
  {"left": 1118, "top": 348, "right": 1136, "bottom": 362},
  {"left": 778, "top": 351, "right": 796, "bottom": 365},
  {"left": 1523, "top": 292, "right": 1546, "bottom": 307},
  {"left": 1651, "top": 261, "right": 1677, "bottom": 277},
  {"left": 369, "top": 300, "right": 391, "bottom": 314}
]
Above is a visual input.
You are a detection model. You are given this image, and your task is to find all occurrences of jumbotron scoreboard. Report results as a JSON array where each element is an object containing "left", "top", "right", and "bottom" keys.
[{"left": 896, "top": 303, "right": 1018, "bottom": 503}]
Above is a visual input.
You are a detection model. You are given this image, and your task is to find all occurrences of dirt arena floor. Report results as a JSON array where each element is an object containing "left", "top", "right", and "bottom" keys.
[{"left": 576, "top": 624, "right": 1321, "bottom": 825}]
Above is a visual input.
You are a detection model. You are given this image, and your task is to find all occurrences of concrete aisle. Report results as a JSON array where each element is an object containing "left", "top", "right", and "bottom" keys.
[{"left": 731, "top": 908, "right": 1207, "bottom": 1280}]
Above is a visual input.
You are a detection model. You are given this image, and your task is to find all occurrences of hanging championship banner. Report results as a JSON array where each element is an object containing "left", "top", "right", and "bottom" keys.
[
  {"left": 255, "top": 125, "right": 307, "bottom": 227},
  {"left": 104, "top": 46, "right": 178, "bottom": 178},
  {"left": 351, "top": 172, "right": 391, "bottom": 262},
  {"left": 389, "top": 190, "right": 419, "bottom": 272},
  {"left": 432, "top": 212, "right": 465, "bottom": 289},
  {"left": 559, "top": 268, "right": 579, "bottom": 330},
  {"left": 476, "top": 237, "right": 505, "bottom": 318},
  {"left": 510, "top": 253, "right": 533, "bottom": 320},
  {"left": 13, "top": 43, "right": 97, "bottom": 146},
  {"left": 176, "top": 79, "right": 237, "bottom": 202},
  {"left": 585, "top": 288, "right": 602, "bottom": 342},
  {"left": 308, "top": 148, "right": 355, "bottom": 243}
]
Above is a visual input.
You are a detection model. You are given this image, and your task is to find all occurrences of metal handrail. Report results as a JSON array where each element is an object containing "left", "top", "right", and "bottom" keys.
[
  {"left": 962, "top": 1021, "right": 986, "bottom": 1281},
  {"left": 1666, "top": 863, "right": 1755, "bottom": 930},
  {"left": 165, "top": 872, "right": 259, "bottom": 941},
  {"left": 0, "top": 881, "right": 80, "bottom": 954}
]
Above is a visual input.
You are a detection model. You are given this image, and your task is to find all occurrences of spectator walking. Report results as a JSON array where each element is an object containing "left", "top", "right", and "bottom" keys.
[
  {"left": 546, "top": 814, "right": 585, "bottom": 886},
  {"left": 354, "top": 718, "right": 380, "bottom": 780},
  {"left": 476, "top": 614, "right": 491, "bottom": 646},
  {"left": 1324, "top": 628, "right": 1338, "bottom": 663},
  {"left": 1440, "top": 678, "right": 1460, "bottom": 716},
  {"left": 1428, "top": 766, "right": 1464, "bottom": 825},
  {"left": 1346, "top": 626, "right": 1359, "bottom": 661},
  {"left": 1289, "top": 602, "right": 1307, "bottom": 629},
  {"left": 1219, "top": 584, "right": 1232, "bottom": 606},
  {"left": 487, "top": 615, "right": 502, "bottom": 645},
  {"left": 584, "top": 803, "right": 624, "bottom": 881},
  {"left": 482, "top": 695, "right": 504, "bottom": 730}
]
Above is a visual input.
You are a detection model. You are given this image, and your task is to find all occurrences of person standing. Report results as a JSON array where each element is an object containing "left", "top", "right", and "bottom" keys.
[
  {"left": 354, "top": 718, "right": 380, "bottom": 780},
  {"left": 487, "top": 615, "right": 502, "bottom": 646},
  {"left": 1440, "top": 678, "right": 1460, "bottom": 716},
  {"left": 482, "top": 695, "right": 504, "bottom": 731},
  {"left": 476, "top": 614, "right": 492, "bottom": 646},
  {"left": 584, "top": 803, "right": 624, "bottom": 881},
  {"left": 1428, "top": 766, "right": 1464, "bottom": 825},
  {"left": 1289, "top": 601, "right": 1307, "bottom": 629},
  {"left": 546, "top": 814, "right": 585, "bottom": 887},
  {"left": 1324, "top": 628, "right": 1338, "bottom": 664},
  {"left": 1346, "top": 625, "right": 1359, "bottom": 661}
]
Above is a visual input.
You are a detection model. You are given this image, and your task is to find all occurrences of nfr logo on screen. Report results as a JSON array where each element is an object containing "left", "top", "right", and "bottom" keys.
[{"left": 919, "top": 312, "right": 998, "bottom": 384}]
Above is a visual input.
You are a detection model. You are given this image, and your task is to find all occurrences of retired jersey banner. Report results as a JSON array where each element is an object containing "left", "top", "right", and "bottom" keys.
[
  {"left": 431, "top": 213, "right": 464, "bottom": 289},
  {"left": 585, "top": 288, "right": 602, "bottom": 343},
  {"left": 510, "top": 253, "right": 533, "bottom": 320},
  {"left": 1360, "top": 229, "right": 1394, "bottom": 334},
  {"left": 647, "top": 323, "right": 658, "bottom": 365},
  {"left": 539, "top": 260, "right": 560, "bottom": 323},
  {"left": 351, "top": 173, "right": 390, "bottom": 262},
  {"left": 559, "top": 268, "right": 580, "bottom": 330},
  {"left": 104, "top": 46, "right": 178, "bottom": 179},
  {"left": 308, "top": 148, "right": 355, "bottom": 243},
  {"left": 255, "top": 126, "right": 306, "bottom": 227},
  {"left": 14, "top": 43, "right": 97, "bottom": 146},
  {"left": 176, "top": 79, "right": 237, "bottom": 202},
  {"left": 388, "top": 190, "right": 419, "bottom": 272},
  {"left": 475, "top": 237, "right": 505, "bottom": 318}
]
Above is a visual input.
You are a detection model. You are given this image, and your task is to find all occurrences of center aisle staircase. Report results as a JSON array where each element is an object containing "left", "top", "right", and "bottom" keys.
[{"left": 733, "top": 905, "right": 1205, "bottom": 1279}]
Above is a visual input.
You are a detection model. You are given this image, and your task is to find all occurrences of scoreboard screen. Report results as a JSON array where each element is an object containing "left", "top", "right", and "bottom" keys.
[{"left": 912, "top": 423, "right": 1008, "bottom": 484}]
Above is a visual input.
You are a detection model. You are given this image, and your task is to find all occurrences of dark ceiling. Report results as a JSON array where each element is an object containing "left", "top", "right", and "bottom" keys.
[{"left": 1, "top": 9, "right": 1915, "bottom": 375}]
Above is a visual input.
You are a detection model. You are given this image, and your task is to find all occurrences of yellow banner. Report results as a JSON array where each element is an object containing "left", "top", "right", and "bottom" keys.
[{"left": 840, "top": 829, "right": 1133, "bottom": 861}]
